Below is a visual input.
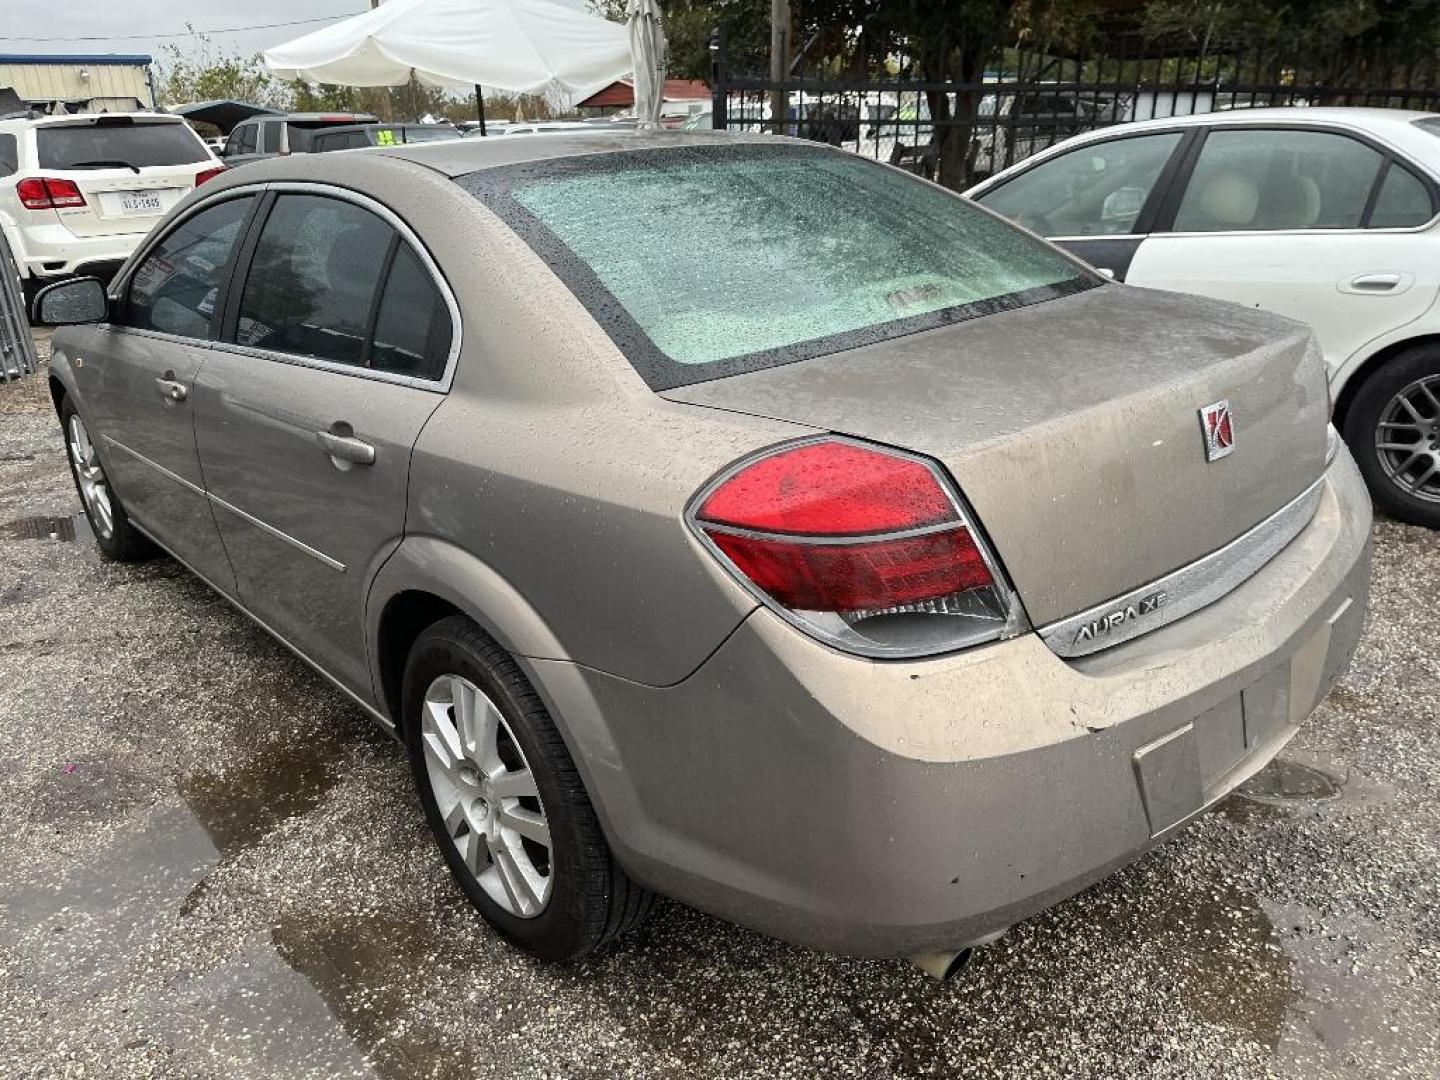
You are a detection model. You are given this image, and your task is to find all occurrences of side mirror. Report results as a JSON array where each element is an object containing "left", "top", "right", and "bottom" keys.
[{"left": 34, "top": 277, "right": 108, "bottom": 326}]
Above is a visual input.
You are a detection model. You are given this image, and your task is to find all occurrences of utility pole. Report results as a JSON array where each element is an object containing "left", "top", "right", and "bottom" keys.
[{"left": 769, "top": 0, "right": 790, "bottom": 135}]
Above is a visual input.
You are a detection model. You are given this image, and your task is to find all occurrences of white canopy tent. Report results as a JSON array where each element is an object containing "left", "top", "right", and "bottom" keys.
[{"left": 263, "top": 0, "right": 664, "bottom": 133}]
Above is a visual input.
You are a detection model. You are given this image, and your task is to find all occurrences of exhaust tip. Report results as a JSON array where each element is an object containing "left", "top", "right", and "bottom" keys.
[{"left": 910, "top": 947, "right": 973, "bottom": 983}]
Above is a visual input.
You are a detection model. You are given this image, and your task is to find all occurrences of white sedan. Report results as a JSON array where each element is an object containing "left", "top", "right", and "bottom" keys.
[{"left": 967, "top": 107, "right": 1440, "bottom": 527}]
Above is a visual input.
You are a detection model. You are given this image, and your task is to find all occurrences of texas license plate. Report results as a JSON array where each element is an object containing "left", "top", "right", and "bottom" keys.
[{"left": 118, "top": 191, "right": 164, "bottom": 215}]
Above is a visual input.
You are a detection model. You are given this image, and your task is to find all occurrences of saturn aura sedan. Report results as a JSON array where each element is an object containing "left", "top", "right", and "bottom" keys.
[
  {"left": 967, "top": 107, "right": 1440, "bottom": 529},
  {"left": 36, "top": 132, "right": 1371, "bottom": 979}
]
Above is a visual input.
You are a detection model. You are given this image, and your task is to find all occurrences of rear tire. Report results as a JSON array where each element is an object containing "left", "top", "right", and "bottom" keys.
[
  {"left": 58, "top": 395, "right": 155, "bottom": 561},
  {"left": 1343, "top": 345, "right": 1440, "bottom": 528},
  {"left": 402, "top": 615, "right": 654, "bottom": 961}
]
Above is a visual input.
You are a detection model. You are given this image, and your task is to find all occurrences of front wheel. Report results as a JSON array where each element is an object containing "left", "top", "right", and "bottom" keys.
[
  {"left": 59, "top": 396, "right": 154, "bottom": 561},
  {"left": 1343, "top": 345, "right": 1440, "bottom": 528},
  {"left": 401, "top": 616, "right": 654, "bottom": 961}
]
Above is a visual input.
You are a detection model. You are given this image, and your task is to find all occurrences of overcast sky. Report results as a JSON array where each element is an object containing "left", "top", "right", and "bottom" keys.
[{"left": 0, "top": 0, "right": 589, "bottom": 69}]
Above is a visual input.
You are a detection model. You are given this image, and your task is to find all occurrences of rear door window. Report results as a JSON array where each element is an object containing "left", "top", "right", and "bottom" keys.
[
  {"left": 37, "top": 121, "right": 208, "bottom": 169},
  {"left": 235, "top": 194, "right": 392, "bottom": 366},
  {"left": 125, "top": 196, "right": 255, "bottom": 338},
  {"left": 1173, "top": 128, "right": 1383, "bottom": 232}
]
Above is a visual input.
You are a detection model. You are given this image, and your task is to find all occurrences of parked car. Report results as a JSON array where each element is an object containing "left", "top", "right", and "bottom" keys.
[
  {"left": 37, "top": 133, "right": 1370, "bottom": 979},
  {"left": 500, "top": 122, "right": 610, "bottom": 135},
  {"left": 0, "top": 112, "right": 223, "bottom": 301},
  {"left": 845, "top": 88, "right": 1116, "bottom": 177},
  {"left": 310, "top": 123, "right": 461, "bottom": 153},
  {"left": 221, "top": 112, "right": 379, "bottom": 166},
  {"left": 967, "top": 107, "right": 1440, "bottom": 527}
]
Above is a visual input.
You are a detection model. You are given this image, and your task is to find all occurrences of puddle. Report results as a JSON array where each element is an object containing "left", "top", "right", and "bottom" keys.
[
  {"left": 1125, "top": 877, "right": 1294, "bottom": 1047},
  {"left": 29, "top": 756, "right": 159, "bottom": 824},
  {"left": 1267, "top": 901, "right": 1423, "bottom": 1073},
  {"left": 272, "top": 909, "right": 475, "bottom": 1080},
  {"left": 1241, "top": 758, "right": 1343, "bottom": 801},
  {"left": 1, "top": 513, "right": 81, "bottom": 542},
  {"left": 178, "top": 733, "right": 344, "bottom": 859}
]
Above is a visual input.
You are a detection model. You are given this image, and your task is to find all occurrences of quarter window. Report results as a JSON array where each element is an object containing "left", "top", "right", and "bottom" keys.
[
  {"left": 125, "top": 196, "right": 254, "bottom": 339},
  {"left": 236, "top": 194, "right": 391, "bottom": 366},
  {"left": 977, "top": 131, "right": 1183, "bottom": 236},
  {"left": 0, "top": 134, "right": 17, "bottom": 177},
  {"left": 1368, "top": 163, "right": 1434, "bottom": 228},
  {"left": 370, "top": 242, "right": 452, "bottom": 379},
  {"left": 1173, "top": 129, "right": 1383, "bottom": 232}
]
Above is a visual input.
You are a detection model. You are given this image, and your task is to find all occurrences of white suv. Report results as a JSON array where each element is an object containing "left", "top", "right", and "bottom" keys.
[{"left": 0, "top": 112, "right": 222, "bottom": 299}]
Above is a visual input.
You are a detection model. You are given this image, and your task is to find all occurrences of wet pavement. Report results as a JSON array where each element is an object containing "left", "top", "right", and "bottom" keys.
[{"left": 2, "top": 351, "right": 1438, "bottom": 1078}]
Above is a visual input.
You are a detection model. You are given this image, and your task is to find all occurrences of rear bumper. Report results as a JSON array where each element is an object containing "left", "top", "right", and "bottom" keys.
[
  {"left": 5, "top": 219, "right": 147, "bottom": 278},
  {"left": 530, "top": 449, "right": 1372, "bottom": 957}
]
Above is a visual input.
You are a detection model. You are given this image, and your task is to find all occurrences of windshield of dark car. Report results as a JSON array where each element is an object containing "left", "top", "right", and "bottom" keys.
[
  {"left": 37, "top": 121, "right": 208, "bottom": 169},
  {"left": 460, "top": 144, "right": 1094, "bottom": 389}
]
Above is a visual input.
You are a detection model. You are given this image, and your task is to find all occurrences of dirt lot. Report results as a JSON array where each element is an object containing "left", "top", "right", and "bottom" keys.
[{"left": 1, "top": 342, "right": 1437, "bottom": 1079}]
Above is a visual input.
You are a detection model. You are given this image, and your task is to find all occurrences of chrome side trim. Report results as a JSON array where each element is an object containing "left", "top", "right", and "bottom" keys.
[
  {"left": 101, "top": 434, "right": 207, "bottom": 497},
  {"left": 102, "top": 434, "right": 346, "bottom": 572},
  {"left": 126, "top": 517, "right": 395, "bottom": 734},
  {"left": 208, "top": 493, "right": 347, "bottom": 573},
  {"left": 1040, "top": 475, "right": 1326, "bottom": 658}
]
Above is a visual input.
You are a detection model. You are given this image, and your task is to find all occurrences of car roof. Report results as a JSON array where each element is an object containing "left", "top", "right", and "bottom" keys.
[
  {"left": 233, "top": 112, "right": 378, "bottom": 124},
  {"left": 368, "top": 128, "right": 781, "bottom": 177},
  {"left": 1090, "top": 106, "right": 1439, "bottom": 159},
  {"left": 0, "top": 111, "right": 187, "bottom": 129},
  {"left": 970, "top": 106, "right": 1440, "bottom": 192}
]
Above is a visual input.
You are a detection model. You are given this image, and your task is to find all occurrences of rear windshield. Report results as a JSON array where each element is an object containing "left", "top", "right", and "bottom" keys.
[
  {"left": 460, "top": 144, "right": 1094, "bottom": 389},
  {"left": 37, "top": 121, "right": 208, "bottom": 169}
]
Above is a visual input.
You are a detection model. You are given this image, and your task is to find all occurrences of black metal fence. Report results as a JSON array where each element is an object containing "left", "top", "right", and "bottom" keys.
[{"left": 709, "top": 33, "right": 1440, "bottom": 187}]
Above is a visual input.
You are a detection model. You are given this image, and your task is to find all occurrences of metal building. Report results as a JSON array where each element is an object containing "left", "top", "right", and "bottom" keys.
[{"left": 0, "top": 53, "right": 155, "bottom": 113}]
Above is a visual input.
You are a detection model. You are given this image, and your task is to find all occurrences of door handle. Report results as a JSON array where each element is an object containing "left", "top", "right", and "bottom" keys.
[
  {"left": 1346, "top": 273, "right": 1402, "bottom": 291},
  {"left": 154, "top": 376, "right": 188, "bottom": 402},
  {"left": 317, "top": 429, "right": 376, "bottom": 467}
]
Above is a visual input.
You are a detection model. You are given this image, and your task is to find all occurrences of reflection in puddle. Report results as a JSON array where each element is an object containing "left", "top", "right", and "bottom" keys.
[
  {"left": 272, "top": 910, "right": 473, "bottom": 1080},
  {"left": 179, "top": 735, "right": 341, "bottom": 858},
  {"left": 29, "top": 757, "right": 158, "bottom": 823}
]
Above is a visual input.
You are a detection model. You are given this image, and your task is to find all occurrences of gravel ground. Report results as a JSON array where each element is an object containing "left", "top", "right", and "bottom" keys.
[{"left": 1, "top": 341, "right": 1437, "bottom": 1079}]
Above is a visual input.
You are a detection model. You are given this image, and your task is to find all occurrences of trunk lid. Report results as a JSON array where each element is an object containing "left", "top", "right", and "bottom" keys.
[
  {"left": 51, "top": 168, "right": 193, "bottom": 238},
  {"left": 663, "top": 286, "right": 1330, "bottom": 627}
]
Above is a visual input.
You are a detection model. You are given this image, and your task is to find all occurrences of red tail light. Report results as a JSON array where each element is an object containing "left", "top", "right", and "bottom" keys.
[
  {"left": 691, "top": 439, "right": 1019, "bottom": 657},
  {"left": 16, "top": 177, "right": 86, "bottom": 210},
  {"left": 195, "top": 164, "right": 226, "bottom": 186}
]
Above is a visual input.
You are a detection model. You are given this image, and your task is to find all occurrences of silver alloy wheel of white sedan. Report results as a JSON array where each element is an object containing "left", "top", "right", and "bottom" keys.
[
  {"left": 1376, "top": 374, "right": 1440, "bottom": 503},
  {"left": 421, "top": 673, "right": 553, "bottom": 917},
  {"left": 67, "top": 413, "right": 113, "bottom": 539}
]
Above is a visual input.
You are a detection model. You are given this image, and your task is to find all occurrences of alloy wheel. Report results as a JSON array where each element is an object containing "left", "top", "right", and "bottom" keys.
[
  {"left": 1375, "top": 374, "right": 1440, "bottom": 504},
  {"left": 67, "top": 414, "right": 114, "bottom": 539},
  {"left": 420, "top": 674, "right": 553, "bottom": 918}
]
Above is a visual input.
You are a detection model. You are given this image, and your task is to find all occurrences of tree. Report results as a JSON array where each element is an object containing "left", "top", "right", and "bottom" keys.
[{"left": 157, "top": 27, "right": 293, "bottom": 110}]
